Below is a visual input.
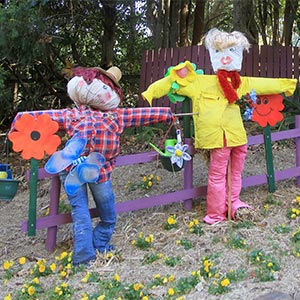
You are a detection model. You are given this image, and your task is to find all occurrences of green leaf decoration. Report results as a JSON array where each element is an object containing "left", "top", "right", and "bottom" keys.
[{"left": 171, "top": 82, "right": 180, "bottom": 89}]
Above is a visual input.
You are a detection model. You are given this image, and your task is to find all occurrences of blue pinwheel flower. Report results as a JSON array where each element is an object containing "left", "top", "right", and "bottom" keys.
[
  {"left": 165, "top": 143, "right": 191, "bottom": 168},
  {"left": 45, "top": 133, "right": 105, "bottom": 195}
]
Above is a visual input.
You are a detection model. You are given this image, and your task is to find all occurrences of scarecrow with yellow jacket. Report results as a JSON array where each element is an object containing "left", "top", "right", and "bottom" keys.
[{"left": 142, "top": 28, "right": 297, "bottom": 224}]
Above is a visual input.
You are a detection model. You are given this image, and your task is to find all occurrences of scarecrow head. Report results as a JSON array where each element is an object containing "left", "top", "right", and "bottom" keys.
[
  {"left": 67, "top": 66, "right": 123, "bottom": 110},
  {"left": 205, "top": 28, "right": 250, "bottom": 73}
]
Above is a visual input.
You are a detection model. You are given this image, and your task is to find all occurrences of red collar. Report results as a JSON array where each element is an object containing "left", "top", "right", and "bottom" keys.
[{"left": 216, "top": 70, "right": 241, "bottom": 103}]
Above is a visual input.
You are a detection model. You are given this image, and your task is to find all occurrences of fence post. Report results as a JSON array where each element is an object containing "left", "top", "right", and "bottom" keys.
[
  {"left": 295, "top": 115, "right": 300, "bottom": 187},
  {"left": 183, "top": 98, "right": 193, "bottom": 210},
  {"left": 263, "top": 125, "right": 276, "bottom": 193}
]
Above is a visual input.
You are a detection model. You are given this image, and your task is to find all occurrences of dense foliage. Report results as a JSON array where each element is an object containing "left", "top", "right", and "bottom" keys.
[{"left": 0, "top": 0, "right": 299, "bottom": 130}]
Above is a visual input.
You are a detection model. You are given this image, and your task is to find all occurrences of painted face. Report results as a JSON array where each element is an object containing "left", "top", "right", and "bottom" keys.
[
  {"left": 67, "top": 76, "right": 120, "bottom": 110},
  {"left": 251, "top": 94, "right": 284, "bottom": 127},
  {"left": 209, "top": 46, "right": 244, "bottom": 72}
]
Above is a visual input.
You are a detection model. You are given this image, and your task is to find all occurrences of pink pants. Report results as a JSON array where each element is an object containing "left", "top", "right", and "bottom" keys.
[{"left": 203, "top": 144, "right": 251, "bottom": 224}]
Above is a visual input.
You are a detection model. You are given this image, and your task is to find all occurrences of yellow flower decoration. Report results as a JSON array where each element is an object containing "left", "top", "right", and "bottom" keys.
[{"left": 169, "top": 61, "right": 196, "bottom": 86}]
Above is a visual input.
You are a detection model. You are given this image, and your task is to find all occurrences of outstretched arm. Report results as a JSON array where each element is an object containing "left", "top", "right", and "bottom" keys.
[
  {"left": 141, "top": 76, "right": 174, "bottom": 106},
  {"left": 240, "top": 77, "right": 297, "bottom": 96},
  {"left": 10, "top": 109, "right": 67, "bottom": 133}
]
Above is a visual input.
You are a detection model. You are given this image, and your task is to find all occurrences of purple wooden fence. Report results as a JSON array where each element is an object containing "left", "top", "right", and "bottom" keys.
[{"left": 22, "top": 45, "right": 300, "bottom": 252}]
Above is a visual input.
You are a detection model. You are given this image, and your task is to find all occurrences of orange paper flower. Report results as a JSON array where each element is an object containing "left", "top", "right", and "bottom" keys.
[{"left": 9, "top": 114, "right": 61, "bottom": 160}]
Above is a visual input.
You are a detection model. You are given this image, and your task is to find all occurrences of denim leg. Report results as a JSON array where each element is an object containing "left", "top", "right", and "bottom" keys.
[
  {"left": 59, "top": 171, "right": 96, "bottom": 265},
  {"left": 89, "top": 180, "right": 116, "bottom": 253}
]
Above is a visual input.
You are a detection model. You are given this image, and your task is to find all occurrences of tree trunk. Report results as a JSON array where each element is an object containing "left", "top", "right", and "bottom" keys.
[
  {"left": 100, "top": 0, "right": 117, "bottom": 68},
  {"left": 179, "top": 0, "right": 189, "bottom": 46},
  {"left": 169, "top": 0, "right": 180, "bottom": 47},
  {"left": 162, "top": 0, "right": 170, "bottom": 48},
  {"left": 192, "top": 0, "right": 206, "bottom": 45},
  {"left": 272, "top": 0, "right": 280, "bottom": 46},
  {"left": 281, "top": 0, "right": 299, "bottom": 45},
  {"left": 233, "top": 0, "right": 258, "bottom": 45}
]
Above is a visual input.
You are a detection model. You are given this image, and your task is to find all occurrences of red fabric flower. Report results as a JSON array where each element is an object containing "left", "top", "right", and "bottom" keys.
[{"left": 8, "top": 114, "right": 61, "bottom": 160}]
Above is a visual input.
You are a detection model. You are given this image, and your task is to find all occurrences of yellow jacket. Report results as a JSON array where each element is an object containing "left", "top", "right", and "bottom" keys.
[{"left": 142, "top": 74, "right": 297, "bottom": 149}]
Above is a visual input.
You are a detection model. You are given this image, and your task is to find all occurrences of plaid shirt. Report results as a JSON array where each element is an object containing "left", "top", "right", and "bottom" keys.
[{"left": 11, "top": 105, "right": 175, "bottom": 182}]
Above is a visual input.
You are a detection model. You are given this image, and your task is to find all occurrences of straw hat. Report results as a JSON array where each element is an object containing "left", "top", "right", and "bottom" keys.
[{"left": 93, "top": 66, "right": 122, "bottom": 87}]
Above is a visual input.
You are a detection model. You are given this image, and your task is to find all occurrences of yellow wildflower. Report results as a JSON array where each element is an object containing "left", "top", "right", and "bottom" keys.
[
  {"left": 168, "top": 275, "right": 175, "bottom": 282},
  {"left": 148, "top": 181, "right": 153, "bottom": 187},
  {"left": 32, "top": 277, "right": 39, "bottom": 284},
  {"left": 39, "top": 264, "right": 46, "bottom": 273},
  {"left": 188, "top": 221, "right": 194, "bottom": 228},
  {"left": 50, "top": 263, "right": 56, "bottom": 271},
  {"left": 221, "top": 278, "right": 230, "bottom": 287},
  {"left": 97, "top": 295, "right": 105, "bottom": 300},
  {"left": 168, "top": 288, "right": 175, "bottom": 296},
  {"left": 3, "top": 261, "right": 11, "bottom": 270},
  {"left": 81, "top": 293, "right": 89, "bottom": 300},
  {"left": 81, "top": 272, "right": 91, "bottom": 283},
  {"left": 167, "top": 216, "right": 176, "bottom": 225},
  {"left": 296, "top": 196, "right": 300, "bottom": 204},
  {"left": 133, "top": 283, "right": 140, "bottom": 291},
  {"left": 19, "top": 257, "right": 26, "bottom": 265},
  {"left": 114, "top": 273, "right": 121, "bottom": 282},
  {"left": 60, "top": 251, "right": 68, "bottom": 259},
  {"left": 156, "top": 176, "right": 161, "bottom": 182},
  {"left": 60, "top": 270, "right": 67, "bottom": 277},
  {"left": 267, "top": 262, "right": 273, "bottom": 268},
  {"left": 55, "top": 287, "right": 62, "bottom": 295},
  {"left": 143, "top": 176, "right": 147, "bottom": 182},
  {"left": 28, "top": 286, "right": 36, "bottom": 295},
  {"left": 4, "top": 294, "right": 12, "bottom": 300}
]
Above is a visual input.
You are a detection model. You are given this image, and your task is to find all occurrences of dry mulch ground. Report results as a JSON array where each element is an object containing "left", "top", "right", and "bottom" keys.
[{"left": 1, "top": 128, "right": 300, "bottom": 299}]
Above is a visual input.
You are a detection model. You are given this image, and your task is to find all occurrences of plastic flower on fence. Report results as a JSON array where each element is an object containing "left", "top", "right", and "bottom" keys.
[
  {"left": 8, "top": 114, "right": 61, "bottom": 160},
  {"left": 165, "top": 143, "right": 191, "bottom": 168}
]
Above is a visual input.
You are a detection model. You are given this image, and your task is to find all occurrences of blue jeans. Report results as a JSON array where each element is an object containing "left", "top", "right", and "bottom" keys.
[{"left": 59, "top": 171, "right": 116, "bottom": 265}]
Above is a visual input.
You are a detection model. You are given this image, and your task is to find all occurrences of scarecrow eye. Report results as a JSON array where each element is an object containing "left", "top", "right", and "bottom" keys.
[
  {"left": 263, "top": 98, "right": 269, "bottom": 104},
  {"left": 229, "top": 47, "right": 236, "bottom": 52},
  {"left": 257, "top": 98, "right": 261, "bottom": 105},
  {"left": 215, "top": 49, "right": 219, "bottom": 53},
  {"left": 103, "top": 85, "right": 108, "bottom": 90}
]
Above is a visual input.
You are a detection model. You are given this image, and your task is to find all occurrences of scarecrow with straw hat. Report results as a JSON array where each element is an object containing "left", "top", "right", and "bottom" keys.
[{"left": 9, "top": 64, "right": 176, "bottom": 266}]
